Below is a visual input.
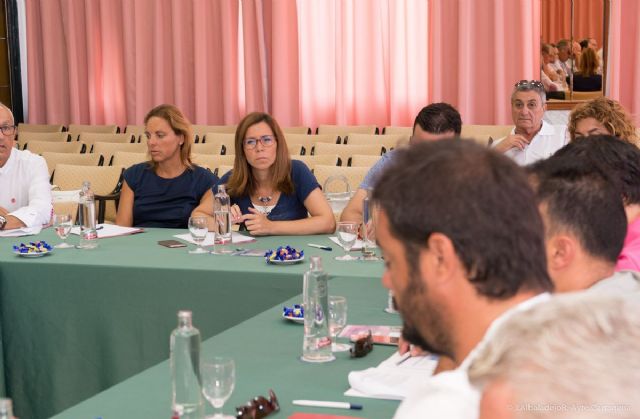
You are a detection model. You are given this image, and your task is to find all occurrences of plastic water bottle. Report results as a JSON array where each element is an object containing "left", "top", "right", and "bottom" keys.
[
  {"left": 78, "top": 181, "right": 98, "bottom": 249},
  {"left": 0, "top": 398, "right": 15, "bottom": 419},
  {"left": 170, "top": 311, "right": 204, "bottom": 419},
  {"left": 302, "top": 256, "right": 335, "bottom": 363},
  {"left": 214, "top": 185, "right": 232, "bottom": 244},
  {"left": 361, "top": 188, "right": 376, "bottom": 258}
]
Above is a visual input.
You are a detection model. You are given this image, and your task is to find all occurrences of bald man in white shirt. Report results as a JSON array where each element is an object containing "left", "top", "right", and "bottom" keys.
[{"left": 0, "top": 104, "right": 52, "bottom": 231}]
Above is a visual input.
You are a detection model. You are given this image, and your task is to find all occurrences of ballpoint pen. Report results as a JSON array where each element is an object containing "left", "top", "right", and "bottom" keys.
[{"left": 307, "top": 243, "right": 332, "bottom": 251}]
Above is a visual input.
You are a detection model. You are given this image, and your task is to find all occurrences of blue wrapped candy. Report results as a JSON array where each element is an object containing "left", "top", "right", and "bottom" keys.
[
  {"left": 13, "top": 241, "right": 53, "bottom": 254},
  {"left": 264, "top": 245, "right": 304, "bottom": 262},
  {"left": 283, "top": 304, "right": 304, "bottom": 318}
]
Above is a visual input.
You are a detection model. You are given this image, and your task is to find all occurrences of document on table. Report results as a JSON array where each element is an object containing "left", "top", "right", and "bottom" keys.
[
  {"left": 71, "top": 224, "right": 143, "bottom": 238},
  {"left": 174, "top": 232, "right": 255, "bottom": 246},
  {"left": 0, "top": 226, "right": 42, "bottom": 237},
  {"left": 345, "top": 351, "right": 439, "bottom": 400}
]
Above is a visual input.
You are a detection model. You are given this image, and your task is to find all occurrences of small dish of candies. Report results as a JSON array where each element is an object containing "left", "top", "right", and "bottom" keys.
[
  {"left": 264, "top": 246, "right": 304, "bottom": 265},
  {"left": 282, "top": 304, "right": 304, "bottom": 323},
  {"left": 13, "top": 241, "right": 54, "bottom": 258}
]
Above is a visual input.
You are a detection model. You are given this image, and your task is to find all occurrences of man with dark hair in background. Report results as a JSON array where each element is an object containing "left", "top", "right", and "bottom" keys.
[
  {"left": 530, "top": 157, "right": 639, "bottom": 292},
  {"left": 373, "top": 140, "right": 553, "bottom": 418},
  {"left": 549, "top": 135, "right": 640, "bottom": 273},
  {"left": 340, "top": 102, "right": 461, "bottom": 223}
]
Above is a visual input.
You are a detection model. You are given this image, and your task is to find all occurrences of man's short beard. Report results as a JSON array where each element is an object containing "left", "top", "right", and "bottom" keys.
[{"left": 398, "top": 246, "right": 454, "bottom": 359}]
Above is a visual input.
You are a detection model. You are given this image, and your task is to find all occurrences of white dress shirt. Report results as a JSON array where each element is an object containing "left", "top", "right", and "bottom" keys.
[
  {"left": 393, "top": 293, "right": 551, "bottom": 419},
  {"left": 0, "top": 147, "right": 52, "bottom": 228},
  {"left": 493, "top": 120, "right": 567, "bottom": 166}
]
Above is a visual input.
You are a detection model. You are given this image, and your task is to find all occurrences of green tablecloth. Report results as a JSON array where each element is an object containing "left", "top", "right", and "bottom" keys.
[
  {"left": 0, "top": 228, "right": 383, "bottom": 419},
  {"left": 53, "top": 276, "right": 401, "bottom": 419}
]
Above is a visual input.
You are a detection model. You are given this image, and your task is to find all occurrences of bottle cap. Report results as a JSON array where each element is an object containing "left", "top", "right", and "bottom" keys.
[{"left": 309, "top": 256, "right": 323, "bottom": 271}]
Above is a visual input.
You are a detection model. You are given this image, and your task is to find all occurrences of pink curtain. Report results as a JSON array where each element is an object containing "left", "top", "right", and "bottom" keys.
[
  {"left": 429, "top": 0, "right": 541, "bottom": 124},
  {"left": 27, "top": 0, "right": 244, "bottom": 126},
  {"left": 26, "top": 0, "right": 542, "bottom": 127},
  {"left": 541, "top": 0, "right": 571, "bottom": 44},
  {"left": 608, "top": 0, "right": 640, "bottom": 126},
  {"left": 573, "top": 0, "right": 604, "bottom": 49}
]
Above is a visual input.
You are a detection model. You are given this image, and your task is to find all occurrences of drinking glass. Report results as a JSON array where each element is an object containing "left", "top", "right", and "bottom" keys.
[
  {"left": 188, "top": 216, "right": 209, "bottom": 254},
  {"left": 53, "top": 213, "right": 74, "bottom": 249},
  {"left": 384, "top": 290, "right": 398, "bottom": 314},
  {"left": 201, "top": 357, "right": 236, "bottom": 419},
  {"left": 335, "top": 221, "right": 359, "bottom": 261},
  {"left": 329, "top": 295, "right": 349, "bottom": 352}
]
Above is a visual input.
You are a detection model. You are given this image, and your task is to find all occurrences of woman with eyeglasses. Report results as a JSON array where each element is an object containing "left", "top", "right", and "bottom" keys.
[
  {"left": 192, "top": 112, "right": 335, "bottom": 235},
  {"left": 116, "top": 104, "right": 218, "bottom": 228}
]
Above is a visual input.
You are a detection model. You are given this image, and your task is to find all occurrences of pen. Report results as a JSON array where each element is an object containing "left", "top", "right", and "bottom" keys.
[
  {"left": 396, "top": 352, "right": 412, "bottom": 365},
  {"left": 96, "top": 226, "right": 104, "bottom": 230},
  {"left": 307, "top": 243, "right": 332, "bottom": 251},
  {"left": 292, "top": 400, "right": 362, "bottom": 410}
]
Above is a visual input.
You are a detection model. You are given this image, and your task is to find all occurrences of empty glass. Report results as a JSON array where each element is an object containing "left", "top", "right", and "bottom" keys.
[
  {"left": 53, "top": 213, "right": 73, "bottom": 249},
  {"left": 335, "top": 221, "right": 359, "bottom": 261},
  {"left": 188, "top": 216, "right": 209, "bottom": 254},
  {"left": 329, "top": 295, "right": 349, "bottom": 352},
  {"left": 201, "top": 357, "right": 236, "bottom": 419},
  {"left": 384, "top": 290, "right": 398, "bottom": 314}
]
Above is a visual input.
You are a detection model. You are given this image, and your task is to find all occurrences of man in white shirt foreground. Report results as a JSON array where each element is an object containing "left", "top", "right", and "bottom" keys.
[
  {"left": 530, "top": 153, "right": 640, "bottom": 293},
  {"left": 492, "top": 80, "right": 567, "bottom": 166},
  {"left": 469, "top": 292, "right": 640, "bottom": 419},
  {"left": 0, "top": 104, "right": 52, "bottom": 230},
  {"left": 372, "top": 140, "right": 553, "bottom": 418}
]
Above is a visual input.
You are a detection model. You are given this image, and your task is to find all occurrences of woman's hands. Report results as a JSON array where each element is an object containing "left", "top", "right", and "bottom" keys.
[{"left": 240, "top": 207, "right": 274, "bottom": 236}]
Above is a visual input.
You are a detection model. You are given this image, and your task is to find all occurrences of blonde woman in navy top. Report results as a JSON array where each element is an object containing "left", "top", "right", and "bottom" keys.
[
  {"left": 192, "top": 112, "right": 335, "bottom": 235},
  {"left": 116, "top": 104, "right": 217, "bottom": 228}
]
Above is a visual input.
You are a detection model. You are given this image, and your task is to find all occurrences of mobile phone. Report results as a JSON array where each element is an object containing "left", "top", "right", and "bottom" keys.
[{"left": 158, "top": 240, "right": 187, "bottom": 248}]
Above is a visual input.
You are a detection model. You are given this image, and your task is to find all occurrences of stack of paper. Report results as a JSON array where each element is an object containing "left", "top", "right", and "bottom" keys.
[
  {"left": 345, "top": 351, "right": 439, "bottom": 400},
  {"left": 0, "top": 226, "right": 42, "bottom": 238},
  {"left": 71, "top": 224, "right": 143, "bottom": 238}
]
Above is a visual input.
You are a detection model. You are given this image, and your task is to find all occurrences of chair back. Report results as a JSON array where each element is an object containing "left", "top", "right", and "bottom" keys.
[
  {"left": 68, "top": 124, "right": 119, "bottom": 141},
  {"left": 317, "top": 124, "right": 378, "bottom": 136},
  {"left": 92, "top": 142, "right": 147, "bottom": 164},
  {"left": 79, "top": 133, "right": 135, "bottom": 146},
  {"left": 345, "top": 133, "right": 405, "bottom": 150},
  {"left": 293, "top": 155, "right": 340, "bottom": 171},
  {"left": 111, "top": 152, "right": 148, "bottom": 168},
  {"left": 383, "top": 126, "right": 412, "bottom": 135},
  {"left": 350, "top": 154, "right": 381, "bottom": 168},
  {"left": 282, "top": 126, "right": 311, "bottom": 135},
  {"left": 18, "top": 123, "right": 65, "bottom": 133},
  {"left": 42, "top": 152, "right": 102, "bottom": 177},
  {"left": 313, "top": 143, "right": 384, "bottom": 166},
  {"left": 17, "top": 132, "right": 70, "bottom": 144},
  {"left": 25, "top": 141, "right": 84, "bottom": 154}
]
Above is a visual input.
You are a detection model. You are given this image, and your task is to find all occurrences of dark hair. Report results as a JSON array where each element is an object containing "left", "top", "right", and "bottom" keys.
[
  {"left": 580, "top": 39, "right": 589, "bottom": 50},
  {"left": 532, "top": 162, "right": 627, "bottom": 264},
  {"left": 373, "top": 140, "right": 552, "bottom": 299},
  {"left": 551, "top": 135, "right": 640, "bottom": 205},
  {"left": 413, "top": 103, "right": 462, "bottom": 136},
  {"left": 227, "top": 112, "right": 293, "bottom": 197}
]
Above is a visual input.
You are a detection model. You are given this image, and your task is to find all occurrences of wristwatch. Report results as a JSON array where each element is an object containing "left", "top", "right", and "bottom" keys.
[{"left": 0, "top": 215, "right": 6, "bottom": 230}]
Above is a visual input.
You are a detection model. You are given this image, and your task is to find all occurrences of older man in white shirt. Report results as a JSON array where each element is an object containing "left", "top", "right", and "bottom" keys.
[
  {"left": 372, "top": 140, "right": 553, "bottom": 419},
  {"left": 492, "top": 80, "right": 567, "bottom": 166},
  {"left": 0, "top": 104, "right": 52, "bottom": 231}
]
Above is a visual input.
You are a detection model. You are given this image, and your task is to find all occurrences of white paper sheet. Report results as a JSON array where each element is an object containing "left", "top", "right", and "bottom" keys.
[
  {"left": 0, "top": 226, "right": 43, "bottom": 237},
  {"left": 345, "top": 351, "right": 439, "bottom": 400},
  {"left": 173, "top": 232, "right": 255, "bottom": 246},
  {"left": 71, "top": 224, "right": 143, "bottom": 238}
]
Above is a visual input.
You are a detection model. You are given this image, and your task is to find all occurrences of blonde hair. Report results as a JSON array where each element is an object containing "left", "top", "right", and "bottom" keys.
[
  {"left": 568, "top": 97, "right": 638, "bottom": 144},
  {"left": 143, "top": 104, "right": 194, "bottom": 169},
  {"left": 226, "top": 112, "right": 293, "bottom": 197},
  {"left": 469, "top": 293, "right": 640, "bottom": 419}
]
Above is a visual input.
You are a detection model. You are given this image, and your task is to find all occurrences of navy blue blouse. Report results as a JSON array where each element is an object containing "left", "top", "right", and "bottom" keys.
[
  {"left": 215, "top": 160, "right": 319, "bottom": 221},
  {"left": 123, "top": 163, "right": 217, "bottom": 228}
]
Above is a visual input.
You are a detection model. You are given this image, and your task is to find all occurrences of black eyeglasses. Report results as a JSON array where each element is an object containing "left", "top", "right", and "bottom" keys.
[
  {"left": 514, "top": 80, "right": 544, "bottom": 91},
  {"left": 236, "top": 389, "right": 280, "bottom": 419},
  {"left": 0, "top": 125, "right": 17, "bottom": 136},
  {"left": 243, "top": 135, "right": 276, "bottom": 149},
  {"left": 350, "top": 331, "right": 374, "bottom": 358}
]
